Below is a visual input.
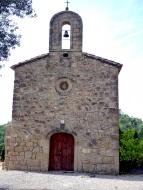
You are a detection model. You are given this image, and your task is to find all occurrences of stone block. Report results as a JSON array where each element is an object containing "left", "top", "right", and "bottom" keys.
[
  {"left": 17, "top": 156, "right": 24, "bottom": 161},
  {"left": 15, "top": 147, "right": 23, "bottom": 152},
  {"left": 81, "top": 160, "right": 90, "bottom": 172},
  {"left": 33, "top": 147, "right": 40, "bottom": 153},
  {"left": 81, "top": 148, "right": 91, "bottom": 154},
  {"left": 102, "top": 156, "right": 114, "bottom": 164},
  {"left": 30, "top": 166, "right": 41, "bottom": 172},
  {"left": 20, "top": 152, "right": 24, "bottom": 156},
  {"left": 25, "top": 151, "right": 32, "bottom": 159},
  {"left": 26, "top": 142, "right": 33, "bottom": 147},
  {"left": 105, "top": 149, "right": 117, "bottom": 156},
  {"left": 11, "top": 156, "right": 17, "bottom": 161}
]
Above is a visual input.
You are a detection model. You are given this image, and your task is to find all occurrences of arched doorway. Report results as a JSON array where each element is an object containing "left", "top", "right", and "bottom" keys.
[{"left": 49, "top": 133, "right": 74, "bottom": 171}]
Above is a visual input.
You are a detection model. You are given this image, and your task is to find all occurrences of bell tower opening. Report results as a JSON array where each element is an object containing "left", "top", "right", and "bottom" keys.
[
  {"left": 62, "top": 24, "right": 71, "bottom": 50},
  {"left": 49, "top": 10, "right": 83, "bottom": 52}
]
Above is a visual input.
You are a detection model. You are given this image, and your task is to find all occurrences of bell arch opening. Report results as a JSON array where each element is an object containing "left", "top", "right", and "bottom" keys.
[{"left": 62, "top": 24, "right": 71, "bottom": 50}]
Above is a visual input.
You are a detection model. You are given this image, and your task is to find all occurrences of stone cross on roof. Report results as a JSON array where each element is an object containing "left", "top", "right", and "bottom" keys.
[{"left": 65, "top": 0, "right": 70, "bottom": 10}]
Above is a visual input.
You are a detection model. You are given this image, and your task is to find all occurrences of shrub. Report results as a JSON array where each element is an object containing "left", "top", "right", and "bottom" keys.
[{"left": 0, "top": 125, "right": 6, "bottom": 161}]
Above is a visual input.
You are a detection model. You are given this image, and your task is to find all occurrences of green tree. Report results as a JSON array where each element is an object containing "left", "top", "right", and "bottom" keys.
[
  {"left": 120, "top": 112, "right": 143, "bottom": 133},
  {"left": 120, "top": 129, "right": 139, "bottom": 161},
  {"left": 0, "top": 124, "right": 6, "bottom": 161},
  {"left": 0, "top": 0, "right": 34, "bottom": 61},
  {"left": 119, "top": 112, "right": 143, "bottom": 172}
]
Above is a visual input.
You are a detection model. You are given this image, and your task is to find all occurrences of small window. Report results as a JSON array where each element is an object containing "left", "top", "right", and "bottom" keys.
[
  {"left": 55, "top": 78, "right": 72, "bottom": 95},
  {"left": 62, "top": 24, "right": 71, "bottom": 49},
  {"left": 60, "top": 81, "right": 69, "bottom": 91},
  {"left": 63, "top": 53, "right": 69, "bottom": 57}
]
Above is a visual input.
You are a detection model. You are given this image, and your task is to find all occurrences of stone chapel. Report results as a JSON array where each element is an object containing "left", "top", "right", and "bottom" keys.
[{"left": 5, "top": 6, "right": 122, "bottom": 174}]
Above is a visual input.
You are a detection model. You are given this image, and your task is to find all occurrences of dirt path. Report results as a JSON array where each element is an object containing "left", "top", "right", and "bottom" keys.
[{"left": 0, "top": 170, "right": 143, "bottom": 190}]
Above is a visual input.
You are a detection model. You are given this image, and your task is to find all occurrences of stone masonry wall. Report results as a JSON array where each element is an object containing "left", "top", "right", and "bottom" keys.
[{"left": 5, "top": 52, "right": 119, "bottom": 174}]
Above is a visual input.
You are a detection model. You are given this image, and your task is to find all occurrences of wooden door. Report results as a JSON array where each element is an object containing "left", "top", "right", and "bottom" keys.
[{"left": 49, "top": 133, "right": 74, "bottom": 171}]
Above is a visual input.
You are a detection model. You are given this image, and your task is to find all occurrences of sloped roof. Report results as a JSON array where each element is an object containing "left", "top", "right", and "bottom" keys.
[
  {"left": 11, "top": 52, "right": 122, "bottom": 72},
  {"left": 11, "top": 53, "right": 49, "bottom": 69},
  {"left": 83, "top": 53, "right": 122, "bottom": 72}
]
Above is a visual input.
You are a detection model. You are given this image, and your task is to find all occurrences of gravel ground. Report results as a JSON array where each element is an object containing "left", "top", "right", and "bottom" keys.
[{"left": 0, "top": 170, "right": 143, "bottom": 190}]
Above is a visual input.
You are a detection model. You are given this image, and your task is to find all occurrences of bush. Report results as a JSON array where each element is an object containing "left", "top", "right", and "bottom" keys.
[
  {"left": 0, "top": 125, "right": 6, "bottom": 161},
  {"left": 119, "top": 113, "right": 143, "bottom": 173}
]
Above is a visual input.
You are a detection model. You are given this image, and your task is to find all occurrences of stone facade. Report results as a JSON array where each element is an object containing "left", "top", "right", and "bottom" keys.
[{"left": 4, "top": 9, "right": 122, "bottom": 174}]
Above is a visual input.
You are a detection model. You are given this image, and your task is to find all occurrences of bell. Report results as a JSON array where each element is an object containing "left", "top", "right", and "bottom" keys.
[{"left": 63, "top": 30, "right": 69, "bottom": 38}]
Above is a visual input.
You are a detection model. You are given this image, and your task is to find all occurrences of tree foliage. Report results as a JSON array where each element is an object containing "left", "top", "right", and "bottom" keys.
[
  {"left": 120, "top": 113, "right": 143, "bottom": 172},
  {"left": 0, "top": 0, "right": 34, "bottom": 61},
  {"left": 0, "top": 124, "right": 6, "bottom": 161},
  {"left": 120, "top": 129, "right": 143, "bottom": 161},
  {"left": 120, "top": 112, "right": 143, "bottom": 132}
]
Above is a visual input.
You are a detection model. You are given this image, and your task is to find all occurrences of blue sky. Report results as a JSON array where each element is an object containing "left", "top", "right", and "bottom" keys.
[{"left": 0, "top": 0, "right": 143, "bottom": 124}]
